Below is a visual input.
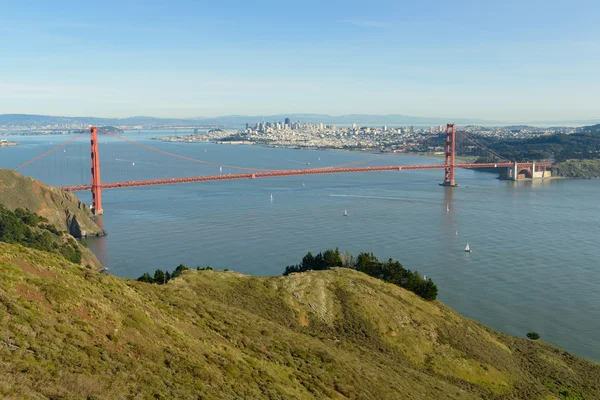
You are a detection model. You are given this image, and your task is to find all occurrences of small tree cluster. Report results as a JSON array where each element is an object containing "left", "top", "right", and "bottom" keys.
[
  {"left": 283, "top": 249, "right": 438, "bottom": 301},
  {"left": 283, "top": 249, "right": 345, "bottom": 275},
  {"left": 137, "top": 264, "right": 190, "bottom": 284},
  {"left": 526, "top": 332, "right": 540, "bottom": 340},
  {"left": 13, "top": 207, "right": 48, "bottom": 226}
]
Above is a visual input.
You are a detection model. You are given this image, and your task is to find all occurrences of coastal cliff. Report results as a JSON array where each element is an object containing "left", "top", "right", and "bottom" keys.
[
  {"left": 0, "top": 169, "right": 104, "bottom": 270},
  {"left": 0, "top": 169, "right": 103, "bottom": 238},
  {"left": 1, "top": 242, "right": 599, "bottom": 399}
]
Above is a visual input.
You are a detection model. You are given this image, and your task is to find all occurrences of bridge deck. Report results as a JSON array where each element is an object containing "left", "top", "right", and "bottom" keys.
[{"left": 61, "top": 162, "right": 551, "bottom": 192}]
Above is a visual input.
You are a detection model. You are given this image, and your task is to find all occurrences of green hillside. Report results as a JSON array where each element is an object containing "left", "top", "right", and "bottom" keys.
[{"left": 1, "top": 243, "right": 598, "bottom": 399}]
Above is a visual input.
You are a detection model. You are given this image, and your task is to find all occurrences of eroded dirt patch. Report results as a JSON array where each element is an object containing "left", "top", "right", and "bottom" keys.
[
  {"left": 9, "top": 259, "right": 57, "bottom": 279},
  {"left": 15, "top": 283, "right": 51, "bottom": 310}
]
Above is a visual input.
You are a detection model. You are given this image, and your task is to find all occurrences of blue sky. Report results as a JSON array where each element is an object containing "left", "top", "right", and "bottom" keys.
[{"left": 1, "top": 0, "right": 599, "bottom": 121}]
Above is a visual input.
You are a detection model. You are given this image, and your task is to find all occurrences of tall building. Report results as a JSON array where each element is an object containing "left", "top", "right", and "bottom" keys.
[{"left": 284, "top": 117, "right": 291, "bottom": 126}]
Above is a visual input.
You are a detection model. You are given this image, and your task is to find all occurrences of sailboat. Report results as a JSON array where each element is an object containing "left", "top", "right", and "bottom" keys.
[
  {"left": 446, "top": 204, "right": 450, "bottom": 213},
  {"left": 455, "top": 231, "right": 459, "bottom": 236},
  {"left": 343, "top": 209, "right": 348, "bottom": 217},
  {"left": 270, "top": 193, "right": 273, "bottom": 201},
  {"left": 465, "top": 243, "right": 472, "bottom": 253}
]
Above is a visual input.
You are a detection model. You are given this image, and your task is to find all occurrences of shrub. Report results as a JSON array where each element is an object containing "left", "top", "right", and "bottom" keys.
[
  {"left": 527, "top": 332, "right": 540, "bottom": 340},
  {"left": 0, "top": 205, "right": 81, "bottom": 264}
]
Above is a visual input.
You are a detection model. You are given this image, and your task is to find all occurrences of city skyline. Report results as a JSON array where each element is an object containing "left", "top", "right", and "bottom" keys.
[{"left": 2, "top": 0, "right": 599, "bottom": 121}]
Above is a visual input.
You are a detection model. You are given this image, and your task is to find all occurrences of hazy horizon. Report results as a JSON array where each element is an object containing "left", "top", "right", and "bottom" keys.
[{"left": 1, "top": 112, "right": 598, "bottom": 127}]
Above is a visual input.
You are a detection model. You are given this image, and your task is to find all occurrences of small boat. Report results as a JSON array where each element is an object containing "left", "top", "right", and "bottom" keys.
[
  {"left": 446, "top": 204, "right": 450, "bottom": 213},
  {"left": 343, "top": 209, "right": 348, "bottom": 217},
  {"left": 465, "top": 243, "right": 472, "bottom": 253},
  {"left": 455, "top": 231, "right": 459, "bottom": 236},
  {"left": 132, "top": 162, "right": 135, "bottom": 166},
  {"left": 270, "top": 193, "right": 273, "bottom": 201}
]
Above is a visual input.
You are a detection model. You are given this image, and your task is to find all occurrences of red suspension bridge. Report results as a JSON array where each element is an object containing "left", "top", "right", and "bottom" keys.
[{"left": 13, "top": 124, "right": 552, "bottom": 215}]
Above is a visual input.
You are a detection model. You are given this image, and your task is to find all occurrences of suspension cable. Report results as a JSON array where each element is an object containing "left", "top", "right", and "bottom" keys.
[{"left": 14, "top": 131, "right": 87, "bottom": 170}]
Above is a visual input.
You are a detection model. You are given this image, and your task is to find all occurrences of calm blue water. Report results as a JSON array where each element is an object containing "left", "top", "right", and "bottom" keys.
[{"left": 2, "top": 131, "right": 600, "bottom": 362}]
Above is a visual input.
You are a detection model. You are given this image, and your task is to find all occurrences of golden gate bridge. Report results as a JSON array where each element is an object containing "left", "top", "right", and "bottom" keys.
[{"left": 13, "top": 124, "right": 551, "bottom": 215}]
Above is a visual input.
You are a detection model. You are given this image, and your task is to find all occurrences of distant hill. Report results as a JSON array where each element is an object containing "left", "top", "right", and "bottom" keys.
[
  {"left": 1, "top": 241, "right": 599, "bottom": 398},
  {"left": 2, "top": 113, "right": 598, "bottom": 129},
  {"left": 0, "top": 114, "right": 212, "bottom": 127},
  {"left": 0, "top": 113, "right": 499, "bottom": 128},
  {"left": 582, "top": 123, "right": 600, "bottom": 133}
]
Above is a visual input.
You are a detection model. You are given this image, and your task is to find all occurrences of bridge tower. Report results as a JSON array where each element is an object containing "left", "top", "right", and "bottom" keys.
[
  {"left": 90, "top": 127, "right": 103, "bottom": 215},
  {"left": 440, "top": 123, "right": 459, "bottom": 187}
]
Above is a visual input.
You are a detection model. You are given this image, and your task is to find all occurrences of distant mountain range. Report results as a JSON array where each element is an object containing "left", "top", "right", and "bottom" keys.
[{"left": 0, "top": 113, "right": 598, "bottom": 128}]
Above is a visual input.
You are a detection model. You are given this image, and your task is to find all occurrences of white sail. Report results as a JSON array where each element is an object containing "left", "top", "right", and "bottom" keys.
[{"left": 465, "top": 243, "right": 471, "bottom": 252}]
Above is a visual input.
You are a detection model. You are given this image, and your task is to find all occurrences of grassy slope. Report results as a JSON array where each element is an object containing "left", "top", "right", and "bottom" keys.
[
  {"left": 1, "top": 243, "right": 599, "bottom": 400},
  {"left": 0, "top": 169, "right": 102, "bottom": 237}
]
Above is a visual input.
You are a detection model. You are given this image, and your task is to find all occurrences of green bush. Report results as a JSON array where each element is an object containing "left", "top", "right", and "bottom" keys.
[{"left": 527, "top": 332, "right": 540, "bottom": 340}]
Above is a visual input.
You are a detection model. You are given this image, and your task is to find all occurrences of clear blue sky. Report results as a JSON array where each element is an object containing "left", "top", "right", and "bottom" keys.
[{"left": 1, "top": 0, "right": 599, "bottom": 122}]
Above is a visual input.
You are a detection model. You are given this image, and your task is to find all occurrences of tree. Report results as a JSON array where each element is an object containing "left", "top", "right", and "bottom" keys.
[
  {"left": 153, "top": 269, "right": 166, "bottom": 284},
  {"left": 137, "top": 272, "right": 153, "bottom": 283},
  {"left": 527, "top": 332, "right": 540, "bottom": 340},
  {"left": 171, "top": 264, "right": 188, "bottom": 278},
  {"left": 419, "top": 279, "right": 439, "bottom": 301},
  {"left": 323, "top": 248, "right": 344, "bottom": 269}
]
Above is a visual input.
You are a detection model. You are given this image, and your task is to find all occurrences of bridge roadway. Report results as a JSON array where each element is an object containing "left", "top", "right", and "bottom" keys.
[{"left": 61, "top": 162, "right": 550, "bottom": 192}]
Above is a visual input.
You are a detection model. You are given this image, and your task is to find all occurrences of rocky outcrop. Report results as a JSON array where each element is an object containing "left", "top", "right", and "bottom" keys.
[
  {"left": 0, "top": 169, "right": 103, "bottom": 237},
  {"left": 0, "top": 169, "right": 104, "bottom": 271}
]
